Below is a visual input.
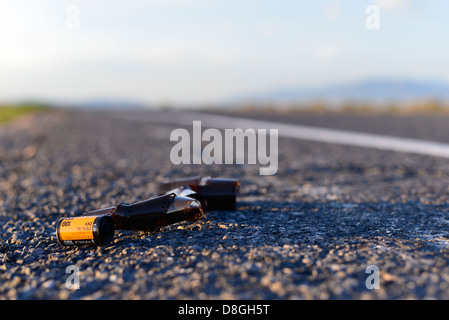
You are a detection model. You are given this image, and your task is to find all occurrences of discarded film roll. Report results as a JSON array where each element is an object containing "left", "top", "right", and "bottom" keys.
[
  {"left": 158, "top": 176, "right": 240, "bottom": 210},
  {"left": 82, "top": 193, "right": 203, "bottom": 232},
  {"left": 161, "top": 186, "right": 206, "bottom": 209},
  {"left": 56, "top": 215, "right": 115, "bottom": 246}
]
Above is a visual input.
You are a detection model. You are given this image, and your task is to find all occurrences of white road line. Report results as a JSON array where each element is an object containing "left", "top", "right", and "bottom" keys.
[{"left": 108, "top": 110, "right": 449, "bottom": 158}]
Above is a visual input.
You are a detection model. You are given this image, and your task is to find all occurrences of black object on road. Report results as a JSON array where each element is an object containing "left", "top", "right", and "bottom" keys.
[
  {"left": 158, "top": 176, "right": 240, "bottom": 210},
  {"left": 82, "top": 193, "right": 203, "bottom": 232},
  {"left": 55, "top": 176, "right": 237, "bottom": 246},
  {"left": 161, "top": 186, "right": 205, "bottom": 209}
]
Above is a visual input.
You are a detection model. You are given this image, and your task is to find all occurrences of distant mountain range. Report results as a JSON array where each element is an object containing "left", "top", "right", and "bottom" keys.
[
  {"left": 235, "top": 79, "right": 449, "bottom": 106},
  {"left": 52, "top": 79, "right": 449, "bottom": 110}
]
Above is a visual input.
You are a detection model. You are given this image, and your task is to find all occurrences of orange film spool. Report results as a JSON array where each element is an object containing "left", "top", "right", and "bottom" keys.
[{"left": 56, "top": 215, "right": 114, "bottom": 246}]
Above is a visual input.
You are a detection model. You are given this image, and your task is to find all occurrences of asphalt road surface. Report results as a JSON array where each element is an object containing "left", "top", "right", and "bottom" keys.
[{"left": 2, "top": 109, "right": 449, "bottom": 300}]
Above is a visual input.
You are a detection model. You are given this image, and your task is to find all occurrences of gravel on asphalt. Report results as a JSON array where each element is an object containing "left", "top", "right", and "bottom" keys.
[{"left": 2, "top": 110, "right": 449, "bottom": 299}]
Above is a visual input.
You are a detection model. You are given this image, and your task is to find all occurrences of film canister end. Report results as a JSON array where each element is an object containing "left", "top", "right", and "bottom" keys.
[{"left": 56, "top": 215, "right": 115, "bottom": 246}]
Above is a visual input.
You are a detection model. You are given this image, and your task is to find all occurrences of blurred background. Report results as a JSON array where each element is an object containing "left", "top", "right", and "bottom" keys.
[{"left": 1, "top": 0, "right": 449, "bottom": 112}]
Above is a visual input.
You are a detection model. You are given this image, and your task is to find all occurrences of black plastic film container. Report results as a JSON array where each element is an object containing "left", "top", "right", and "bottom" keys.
[
  {"left": 158, "top": 176, "right": 240, "bottom": 210},
  {"left": 56, "top": 215, "right": 115, "bottom": 246},
  {"left": 82, "top": 194, "right": 203, "bottom": 232}
]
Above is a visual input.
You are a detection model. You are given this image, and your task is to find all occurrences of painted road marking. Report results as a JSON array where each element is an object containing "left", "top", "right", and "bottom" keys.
[{"left": 106, "top": 110, "right": 449, "bottom": 158}]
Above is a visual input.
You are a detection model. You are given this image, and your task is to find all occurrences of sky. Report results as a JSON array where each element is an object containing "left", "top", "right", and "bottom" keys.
[{"left": 0, "top": 0, "right": 448, "bottom": 106}]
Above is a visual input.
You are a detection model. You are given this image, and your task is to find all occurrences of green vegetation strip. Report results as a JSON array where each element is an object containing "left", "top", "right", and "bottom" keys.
[{"left": 0, "top": 104, "right": 51, "bottom": 124}]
